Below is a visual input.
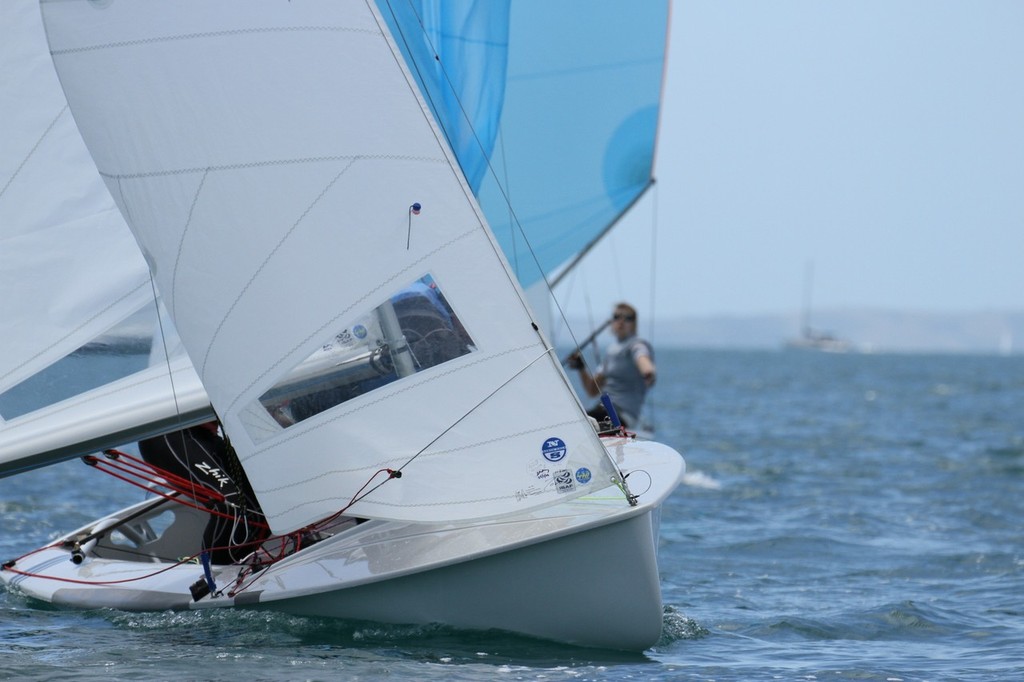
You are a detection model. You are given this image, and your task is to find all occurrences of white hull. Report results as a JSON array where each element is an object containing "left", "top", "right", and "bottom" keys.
[
  {"left": 785, "top": 337, "right": 852, "bottom": 353},
  {"left": 2, "top": 439, "right": 683, "bottom": 650}
]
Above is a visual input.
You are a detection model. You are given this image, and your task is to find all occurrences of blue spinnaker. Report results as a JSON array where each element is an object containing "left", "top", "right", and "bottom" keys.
[
  {"left": 379, "top": 0, "right": 669, "bottom": 289},
  {"left": 378, "top": 0, "right": 509, "bottom": 192}
]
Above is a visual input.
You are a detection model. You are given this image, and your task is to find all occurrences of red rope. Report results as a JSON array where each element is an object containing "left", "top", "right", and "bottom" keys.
[
  {"left": 3, "top": 462, "right": 404, "bottom": 591},
  {"left": 3, "top": 551, "right": 203, "bottom": 586},
  {"left": 225, "top": 468, "right": 402, "bottom": 598},
  {"left": 94, "top": 450, "right": 226, "bottom": 505},
  {"left": 86, "top": 451, "right": 270, "bottom": 530}
]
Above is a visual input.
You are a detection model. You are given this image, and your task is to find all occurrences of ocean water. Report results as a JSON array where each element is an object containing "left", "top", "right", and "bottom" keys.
[{"left": 1, "top": 349, "right": 1022, "bottom": 681}]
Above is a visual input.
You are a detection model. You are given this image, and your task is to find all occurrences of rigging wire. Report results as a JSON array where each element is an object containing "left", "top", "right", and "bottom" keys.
[
  {"left": 377, "top": 2, "right": 653, "bottom": 476},
  {"left": 496, "top": 127, "right": 518, "bottom": 278},
  {"left": 375, "top": 2, "right": 638, "bottom": 495},
  {"left": 390, "top": 348, "right": 552, "bottom": 475},
  {"left": 9, "top": 345, "right": 627, "bottom": 593},
  {"left": 646, "top": 184, "right": 660, "bottom": 431},
  {"left": 147, "top": 272, "right": 205, "bottom": 506},
  {"left": 379, "top": 0, "right": 591, "bottom": 360},
  {"left": 376, "top": 3, "right": 643, "bottom": 489}
]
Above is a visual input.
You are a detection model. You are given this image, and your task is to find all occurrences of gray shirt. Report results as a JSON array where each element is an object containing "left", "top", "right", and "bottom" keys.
[{"left": 598, "top": 335, "right": 653, "bottom": 425}]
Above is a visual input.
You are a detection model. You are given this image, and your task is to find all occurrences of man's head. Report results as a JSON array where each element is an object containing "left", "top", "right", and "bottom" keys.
[{"left": 611, "top": 302, "right": 637, "bottom": 339}]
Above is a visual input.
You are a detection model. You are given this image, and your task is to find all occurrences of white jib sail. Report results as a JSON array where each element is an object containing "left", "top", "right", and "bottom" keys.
[{"left": 41, "top": 0, "right": 622, "bottom": 534}]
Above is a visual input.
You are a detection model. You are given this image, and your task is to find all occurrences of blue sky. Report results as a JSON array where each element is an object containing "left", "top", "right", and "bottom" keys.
[{"left": 555, "top": 1, "right": 1024, "bottom": 321}]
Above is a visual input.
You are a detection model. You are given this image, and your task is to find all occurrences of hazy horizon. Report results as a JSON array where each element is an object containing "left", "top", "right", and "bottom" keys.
[{"left": 557, "top": 307, "right": 1024, "bottom": 355}]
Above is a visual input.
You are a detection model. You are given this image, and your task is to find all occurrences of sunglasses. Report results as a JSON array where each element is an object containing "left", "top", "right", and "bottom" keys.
[{"left": 613, "top": 313, "right": 636, "bottom": 322}]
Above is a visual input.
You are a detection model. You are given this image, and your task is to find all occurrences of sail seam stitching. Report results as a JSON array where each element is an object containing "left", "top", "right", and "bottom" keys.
[
  {"left": 47, "top": 25, "right": 380, "bottom": 56},
  {"left": 224, "top": 229, "right": 481, "bottom": 416},
  {"left": 1, "top": 361, "right": 195, "bottom": 431},
  {"left": 96, "top": 154, "right": 446, "bottom": 181},
  {"left": 197, "top": 157, "right": 361, "bottom": 376},
  {"left": 0, "top": 106, "right": 68, "bottom": 203},
  {"left": 260, "top": 417, "right": 580, "bottom": 495},
  {"left": 0, "top": 278, "right": 150, "bottom": 387},
  {"left": 170, "top": 170, "right": 209, "bottom": 324},
  {"left": 273, "top": 454, "right": 576, "bottom": 514},
  {"left": 242, "top": 341, "right": 532, "bottom": 462}
]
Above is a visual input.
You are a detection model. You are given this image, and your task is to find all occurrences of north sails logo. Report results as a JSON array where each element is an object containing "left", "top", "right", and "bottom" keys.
[{"left": 541, "top": 437, "right": 567, "bottom": 462}]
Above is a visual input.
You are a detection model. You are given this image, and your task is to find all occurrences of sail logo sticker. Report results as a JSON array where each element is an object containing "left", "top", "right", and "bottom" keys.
[
  {"left": 542, "top": 438, "right": 567, "bottom": 462},
  {"left": 353, "top": 324, "right": 368, "bottom": 339},
  {"left": 575, "top": 467, "right": 592, "bottom": 485},
  {"left": 554, "top": 469, "right": 575, "bottom": 494}
]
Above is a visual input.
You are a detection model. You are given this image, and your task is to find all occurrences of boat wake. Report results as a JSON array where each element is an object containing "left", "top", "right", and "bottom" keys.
[
  {"left": 107, "top": 607, "right": 657, "bottom": 661},
  {"left": 655, "top": 606, "right": 712, "bottom": 643},
  {"left": 682, "top": 470, "right": 722, "bottom": 490},
  {"left": 657, "top": 605, "right": 710, "bottom": 644}
]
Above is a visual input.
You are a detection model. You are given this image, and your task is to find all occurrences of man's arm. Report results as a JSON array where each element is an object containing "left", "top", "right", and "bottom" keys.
[
  {"left": 568, "top": 352, "right": 603, "bottom": 396},
  {"left": 636, "top": 353, "right": 656, "bottom": 387}
]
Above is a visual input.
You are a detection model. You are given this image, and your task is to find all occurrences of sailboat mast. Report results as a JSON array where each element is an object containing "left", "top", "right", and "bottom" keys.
[
  {"left": 376, "top": 300, "right": 416, "bottom": 378},
  {"left": 801, "top": 260, "right": 814, "bottom": 336}
]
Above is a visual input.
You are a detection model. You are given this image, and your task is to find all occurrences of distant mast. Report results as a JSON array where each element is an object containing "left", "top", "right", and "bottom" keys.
[
  {"left": 999, "top": 330, "right": 1013, "bottom": 356},
  {"left": 786, "top": 260, "right": 852, "bottom": 353},
  {"left": 801, "top": 260, "right": 814, "bottom": 339}
]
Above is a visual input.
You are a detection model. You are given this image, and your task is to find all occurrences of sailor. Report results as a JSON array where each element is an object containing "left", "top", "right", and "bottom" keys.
[
  {"left": 139, "top": 422, "right": 264, "bottom": 564},
  {"left": 568, "top": 302, "right": 656, "bottom": 429}
]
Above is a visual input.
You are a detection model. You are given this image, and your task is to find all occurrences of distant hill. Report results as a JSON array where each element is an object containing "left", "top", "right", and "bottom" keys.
[
  {"left": 89, "top": 309, "right": 1024, "bottom": 357},
  {"left": 640, "top": 309, "right": 1024, "bottom": 354}
]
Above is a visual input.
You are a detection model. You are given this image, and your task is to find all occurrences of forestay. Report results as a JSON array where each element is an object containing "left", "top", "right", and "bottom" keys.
[
  {"left": 41, "top": 0, "right": 623, "bottom": 534},
  {"left": 378, "top": 1, "right": 509, "bottom": 194}
]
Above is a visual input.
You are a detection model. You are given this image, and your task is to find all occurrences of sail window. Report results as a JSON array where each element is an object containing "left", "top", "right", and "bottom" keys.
[{"left": 246, "top": 274, "right": 474, "bottom": 440}]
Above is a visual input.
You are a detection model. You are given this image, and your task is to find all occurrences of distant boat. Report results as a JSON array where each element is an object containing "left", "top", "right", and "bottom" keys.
[
  {"left": 999, "top": 330, "right": 1014, "bottom": 356},
  {"left": 785, "top": 262, "right": 853, "bottom": 353},
  {"left": 786, "top": 327, "right": 853, "bottom": 353}
]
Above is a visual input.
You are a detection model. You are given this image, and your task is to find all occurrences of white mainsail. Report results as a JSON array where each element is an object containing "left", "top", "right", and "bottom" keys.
[
  {"left": 0, "top": 1, "right": 152, "bottom": 401},
  {"left": 40, "top": 0, "right": 622, "bottom": 534},
  {"left": 0, "top": 1, "right": 213, "bottom": 476}
]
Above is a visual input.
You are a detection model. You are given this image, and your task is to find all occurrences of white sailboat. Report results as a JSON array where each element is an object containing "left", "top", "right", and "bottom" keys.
[
  {"left": 0, "top": 1, "right": 683, "bottom": 650},
  {"left": 785, "top": 262, "right": 852, "bottom": 353}
]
